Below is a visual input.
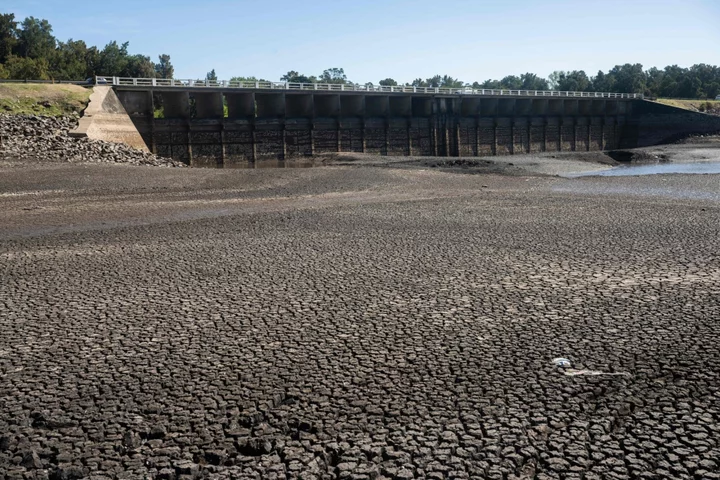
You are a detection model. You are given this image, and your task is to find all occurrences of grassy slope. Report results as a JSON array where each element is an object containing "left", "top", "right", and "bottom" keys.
[
  {"left": 0, "top": 84, "right": 91, "bottom": 116},
  {"left": 656, "top": 98, "right": 720, "bottom": 113}
]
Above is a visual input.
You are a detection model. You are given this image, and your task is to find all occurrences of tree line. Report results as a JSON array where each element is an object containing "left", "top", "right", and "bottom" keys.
[
  {"left": 274, "top": 66, "right": 720, "bottom": 99},
  {"left": 0, "top": 13, "right": 175, "bottom": 81},
  {"left": 2, "top": 11, "right": 719, "bottom": 100}
]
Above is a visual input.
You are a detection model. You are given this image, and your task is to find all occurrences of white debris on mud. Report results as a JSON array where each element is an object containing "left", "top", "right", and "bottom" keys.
[{"left": 0, "top": 114, "right": 185, "bottom": 167}]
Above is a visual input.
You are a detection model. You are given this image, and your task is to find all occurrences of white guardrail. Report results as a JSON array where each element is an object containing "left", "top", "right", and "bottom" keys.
[{"left": 104, "top": 77, "right": 644, "bottom": 99}]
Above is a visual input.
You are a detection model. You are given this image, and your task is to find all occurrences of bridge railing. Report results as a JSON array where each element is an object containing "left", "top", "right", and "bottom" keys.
[{"left": 106, "top": 77, "right": 644, "bottom": 99}]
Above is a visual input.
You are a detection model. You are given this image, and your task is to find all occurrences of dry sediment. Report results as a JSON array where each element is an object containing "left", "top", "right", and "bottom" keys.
[{"left": 0, "top": 152, "right": 719, "bottom": 479}]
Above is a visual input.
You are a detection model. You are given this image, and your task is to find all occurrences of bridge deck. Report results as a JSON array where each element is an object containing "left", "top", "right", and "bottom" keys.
[{"left": 105, "top": 77, "right": 643, "bottom": 99}]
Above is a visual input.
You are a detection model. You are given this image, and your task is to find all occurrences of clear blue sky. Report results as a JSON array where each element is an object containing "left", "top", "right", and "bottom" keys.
[{"left": 4, "top": 0, "right": 720, "bottom": 83}]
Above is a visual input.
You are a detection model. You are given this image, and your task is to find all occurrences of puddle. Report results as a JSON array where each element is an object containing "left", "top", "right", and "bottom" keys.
[{"left": 565, "top": 161, "right": 720, "bottom": 177}]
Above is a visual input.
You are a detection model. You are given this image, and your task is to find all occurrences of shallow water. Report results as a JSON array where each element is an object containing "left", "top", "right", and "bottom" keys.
[{"left": 565, "top": 161, "right": 720, "bottom": 177}]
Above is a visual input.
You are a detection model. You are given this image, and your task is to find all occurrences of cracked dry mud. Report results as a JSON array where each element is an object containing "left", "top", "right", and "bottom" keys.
[{"left": 1, "top": 161, "right": 719, "bottom": 480}]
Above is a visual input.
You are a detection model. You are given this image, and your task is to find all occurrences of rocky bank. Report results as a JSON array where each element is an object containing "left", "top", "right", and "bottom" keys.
[{"left": 0, "top": 114, "right": 185, "bottom": 167}]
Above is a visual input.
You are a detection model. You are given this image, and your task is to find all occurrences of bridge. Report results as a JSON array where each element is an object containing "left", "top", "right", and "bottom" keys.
[
  {"left": 79, "top": 77, "right": 718, "bottom": 166},
  {"left": 106, "top": 76, "right": 644, "bottom": 99}
]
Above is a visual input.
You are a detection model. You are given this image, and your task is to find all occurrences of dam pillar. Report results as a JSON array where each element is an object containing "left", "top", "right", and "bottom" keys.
[
  {"left": 365, "top": 95, "right": 389, "bottom": 155},
  {"left": 362, "top": 118, "right": 367, "bottom": 153},
  {"left": 492, "top": 122, "right": 498, "bottom": 155}
]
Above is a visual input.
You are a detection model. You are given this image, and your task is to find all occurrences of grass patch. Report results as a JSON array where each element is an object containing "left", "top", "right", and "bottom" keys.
[
  {"left": 0, "top": 84, "right": 91, "bottom": 116},
  {"left": 656, "top": 98, "right": 720, "bottom": 113}
]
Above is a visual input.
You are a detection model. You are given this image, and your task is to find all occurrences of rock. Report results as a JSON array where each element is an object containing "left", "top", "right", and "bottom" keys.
[
  {"left": 203, "top": 449, "right": 227, "bottom": 466},
  {"left": 50, "top": 465, "right": 86, "bottom": 480},
  {"left": 21, "top": 451, "right": 42, "bottom": 469},
  {"left": 0, "top": 114, "right": 185, "bottom": 168},
  {"left": 149, "top": 425, "right": 167, "bottom": 439},
  {"left": 122, "top": 431, "right": 142, "bottom": 450},
  {"left": 236, "top": 438, "right": 274, "bottom": 456}
]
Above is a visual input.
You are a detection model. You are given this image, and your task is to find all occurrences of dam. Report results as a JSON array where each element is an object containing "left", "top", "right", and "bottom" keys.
[{"left": 89, "top": 78, "right": 720, "bottom": 166}]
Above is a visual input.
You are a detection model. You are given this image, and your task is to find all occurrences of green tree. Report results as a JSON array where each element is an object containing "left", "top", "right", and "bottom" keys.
[
  {"left": 125, "top": 54, "right": 156, "bottom": 78},
  {"left": 319, "top": 67, "right": 347, "bottom": 84},
  {"left": 591, "top": 70, "right": 614, "bottom": 92},
  {"left": 280, "top": 70, "right": 315, "bottom": 83},
  {"left": 0, "top": 62, "right": 8, "bottom": 79},
  {"left": 17, "top": 16, "right": 55, "bottom": 59},
  {"left": 425, "top": 75, "right": 442, "bottom": 87},
  {"left": 154, "top": 54, "right": 174, "bottom": 79},
  {"left": 206, "top": 68, "right": 217, "bottom": 82},
  {"left": 51, "top": 39, "right": 89, "bottom": 80},
  {"left": 0, "top": 13, "right": 18, "bottom": 63},
  {"left": 520, "top": 72, "right": 548, "bottom": 90},
  {"left": 500, "top": 75, "right": 522, "bottom": 89},
  {"left": 644, "top": 67, "right": 664, "bottom": 97},
  {"left": 4, "top": 54, "right": 50, "bottom": 79},
  {"left": 440, "top": 75, "right": 463, "bottom": 88},
  {"left": 379, "top": 78, "right": 397, "bottom": 86},
  {"left": 473, "top": 79, "right": 503, "bottom": 89},
  {"left": 554, "top": 70, "right": 590, "bottom": 91},
  {"left": 96, "top": 41, "right": 130, "bottom": 76},
  {"left": 547, "top": 71, "right": 561, "bottom": 90},
  {"left": 608, "top": 63, "right": 646, "bottom": 93},
  {"left": 230, "top": 76, "right": 268, "bottom": 83}
]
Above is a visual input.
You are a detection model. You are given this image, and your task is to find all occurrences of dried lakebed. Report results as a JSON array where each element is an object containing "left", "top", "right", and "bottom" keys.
[{"left": 0, "top": 159, "right": 719, "bottom": 480}]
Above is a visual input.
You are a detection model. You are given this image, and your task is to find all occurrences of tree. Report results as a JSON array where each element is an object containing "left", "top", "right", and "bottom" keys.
[
  {"left": 206, "top": 68, "right": 217, "bottom": 82},
  {"left": 17, "top": 16, "right": 55, "bottom": 59},
  {"left": 520, "top": 72, "right": 548, "bottom": 90},
  {"left": 319, "top": 67, "right": 347, "bottom": 84},
  {"left": 548, "top": 71, "right": 561, "bottom": 90},
  {"left": 440, "top": 75, "right": 463, "bottom": 88},
  {"left": 51, "top": 39, "right": 90, "bottom": 80},
  {"left": 378, "top": 78, "right": 397, "bottom": 86},
  {"left": 554, "top": 70, "right": 591, "bottom": 91},
  {"left": 96, "top": 41, "right": 130, "bottom": 76},
  {"left": 231, "top": 76, "right": 268, "bottom": 83},
  {"left": 410, "top": 78, "right": 427, "bottom": 87},
  {"left": 607, "top": 63, "right": 646, "bottom": 93},
  {"left": 0, "top": 13, "right": 18, "bottom": 63},
  {"left": 500, "top": 75, "right": 522, "bottom": 89},
  {"left": 280, "top": 70, "right": 315, "bottom": 83},
  {"left": 473, "top": 79, "right": 503, "bottom": 89},
  {"left": 591, "top": 70, "right": 614, "bottom": 92},
  {"left": 4, "top": 55, "right": 50, "bottom": 79},
  {"left": 125, "top": 54, "right": 156, "bottom": 78},
  {"left": 425, "top": 75, "right": 442, "bottom": 87},
  {"left": 645, "top": 67, "right": 664, "bottom": 97},
  {"left": 154, "top": 54, "right": 174, "bottom": 79}
]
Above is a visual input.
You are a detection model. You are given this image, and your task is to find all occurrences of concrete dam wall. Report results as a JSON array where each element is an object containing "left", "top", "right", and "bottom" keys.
[{"left": 112, "top": 88, "right": 720, "bottom": 166}]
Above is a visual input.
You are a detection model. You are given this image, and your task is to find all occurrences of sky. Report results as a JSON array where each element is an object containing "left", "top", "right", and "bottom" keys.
[{"left": 4, "top": 0, "right": 720, "bottom": 84}]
